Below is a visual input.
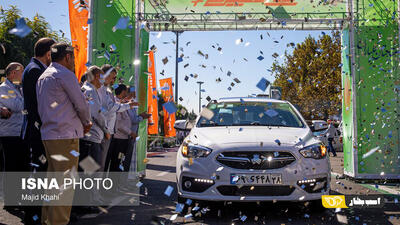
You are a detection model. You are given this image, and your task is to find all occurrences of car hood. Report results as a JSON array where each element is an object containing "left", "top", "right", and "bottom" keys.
[{"left": 187, "top": 126, "right": 318, "bottom": 149}]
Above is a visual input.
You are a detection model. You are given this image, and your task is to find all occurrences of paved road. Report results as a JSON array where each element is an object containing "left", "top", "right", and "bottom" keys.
[{"left": 1, "top": 150, "right": 399, "bottom": 224}]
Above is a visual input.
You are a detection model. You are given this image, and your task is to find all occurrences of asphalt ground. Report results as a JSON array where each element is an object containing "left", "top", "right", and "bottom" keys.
[{"left": 1, "top": 150, "right": 399, "bottom": 225}]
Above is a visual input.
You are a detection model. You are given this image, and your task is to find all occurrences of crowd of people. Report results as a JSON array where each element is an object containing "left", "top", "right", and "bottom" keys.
[{"left": 0, "top": 38, "right": 150, "bottom": 225}]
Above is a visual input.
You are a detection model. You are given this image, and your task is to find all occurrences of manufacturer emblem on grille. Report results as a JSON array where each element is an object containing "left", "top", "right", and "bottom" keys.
[{"left": 250, "top": 154, "right": 263, "bottom": 165}]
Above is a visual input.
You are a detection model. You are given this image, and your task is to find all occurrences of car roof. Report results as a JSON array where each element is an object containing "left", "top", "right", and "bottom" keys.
[{"left": 217, "top": 97, "right": 287, "bottom": 104}]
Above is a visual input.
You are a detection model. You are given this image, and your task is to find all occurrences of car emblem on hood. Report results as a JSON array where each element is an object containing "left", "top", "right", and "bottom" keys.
[{"left": 250, "top": 154, "right": 263, "bottom": 165}]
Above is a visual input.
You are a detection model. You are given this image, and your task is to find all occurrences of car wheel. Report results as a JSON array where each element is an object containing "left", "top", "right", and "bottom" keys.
[{"left": 309, "top": 199, "right": 326, "bottom": 213}]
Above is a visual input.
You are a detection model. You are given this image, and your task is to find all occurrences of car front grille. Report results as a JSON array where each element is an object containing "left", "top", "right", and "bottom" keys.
[
  {"left": 216, "top": 151, "right": 296, "bottom": 170},
  {"left": 217, "top": 185, "right": 295, "bottom": 196}
]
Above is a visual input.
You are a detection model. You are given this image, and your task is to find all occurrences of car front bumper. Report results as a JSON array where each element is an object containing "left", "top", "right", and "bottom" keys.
[{"left": 176, "top": 147, "right": 331, "bottom": 202}]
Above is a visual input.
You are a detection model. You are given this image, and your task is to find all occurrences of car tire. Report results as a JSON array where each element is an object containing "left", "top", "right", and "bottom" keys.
[{"left": 309, "top": 199, "right": 326, "bottom": 213}]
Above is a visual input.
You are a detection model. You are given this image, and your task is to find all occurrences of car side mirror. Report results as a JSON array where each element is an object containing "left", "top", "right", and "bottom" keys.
[{"left": 174, "top": 120, "right": 194, "bottom": 132}]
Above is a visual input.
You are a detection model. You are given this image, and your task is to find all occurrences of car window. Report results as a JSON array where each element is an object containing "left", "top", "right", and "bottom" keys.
[{"left": 197, "top": 101, "right": 305, "bottom": 128}]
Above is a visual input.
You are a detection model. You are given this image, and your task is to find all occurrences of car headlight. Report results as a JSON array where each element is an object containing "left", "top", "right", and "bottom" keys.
[
  {"left": 181, "top": 143, "right": 212, "bottom": 158},
  {"left": 299, "top": 144, "right": 327, "bottom": 159}
]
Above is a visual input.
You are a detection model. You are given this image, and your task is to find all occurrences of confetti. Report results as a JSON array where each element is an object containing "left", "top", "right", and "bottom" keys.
[
  {"left": 70, "top": 150, "right": 79, "bottom": 157},
  {"left": 113, "top": 16, "right": 129, "bottom": 32},
  {"left": 162, "top": 57, "right": 169, "bottom": 65},
  {"left": 39, "top": 154, "right": 47, "bottom": 164},
  {"left": 79, "top": 156, "right": 100, "bottom": 175},
  {"left": 257, "top": 55, "right": 264, "bottom": 61},
  {"left": 256, "top": 78, "right": 270, "bottom": 92},
  {"left": 136, "top": 182, "right": 143, "bottom": 188},
  {"left": 50, "top": 154, "right": 69, "bottom": 162},
  {"left": 200, "top": 108, "right": 214, "bottom": 120},
  {"left": 275, "top": 139, "right": 281, "bottom": 146},
  {"left": 175, "top": 203, "right": 184, "bottom": 213},
  {"left": 170, "top": 214, "right": 178, "bottom": 221},
  {"left": 50, "top": 102, "right": 58, "bottom": 108},
  {"left": 185, "top": 199, "right": 192, "bottom": 205},
  {"left": 163, "top": 102, "right": 177, "bottom": 114},
  {"left": 9, "top": 18, "right": 32, "bottom": 38},
  {"left": 216, "top": 166, "right": 224, "bottom": 172},
  {"left": 164, "top": 185, "right": 174, "bottom": 197},
  {"left": 362, "top": 146, "right": 379, "bottom": 159}
]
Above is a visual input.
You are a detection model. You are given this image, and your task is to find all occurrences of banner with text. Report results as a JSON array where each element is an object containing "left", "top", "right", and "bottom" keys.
[
  {"left": 159, "top": 78, "right": 176, "bottom": 138},
  {"left": 147, "top": 50, "right": 158, "bottom": 135}
]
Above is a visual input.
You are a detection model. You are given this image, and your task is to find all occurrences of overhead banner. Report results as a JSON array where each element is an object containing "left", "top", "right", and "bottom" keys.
[
  {"left": 144, "top": 0, "right": 347, "bottom": 15},
  {"left": 147, "top": 50, "right": 158, "bottom": 135},
  {"left": 68, "top": 0, "right": 89, "bottom": 81},
  {"left": 159, "top": 78, "right": 176, "bottom": 138}
]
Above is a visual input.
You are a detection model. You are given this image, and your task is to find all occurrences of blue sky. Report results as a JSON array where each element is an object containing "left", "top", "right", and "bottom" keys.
[{"left": 2, "top": 0, "right": 328, "bottom": 113}]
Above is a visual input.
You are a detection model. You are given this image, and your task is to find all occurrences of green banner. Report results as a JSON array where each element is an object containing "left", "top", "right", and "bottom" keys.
[
  {"left": 136, "top": 29, "right": 150, "bottom": 173},
  {"left": 91, "top": 0, "right": 135, "bottom": 84},
  {"left": 144, "top": 0, "right": 347, "bottom": 15},
  {"left": 344, "top": 0, "right": 400, "bottom": 179}
]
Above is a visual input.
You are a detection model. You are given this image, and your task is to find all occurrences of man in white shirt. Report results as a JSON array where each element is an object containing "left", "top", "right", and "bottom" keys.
[{"left": 99, "top": 64, "right": 138, "bottom": 171}]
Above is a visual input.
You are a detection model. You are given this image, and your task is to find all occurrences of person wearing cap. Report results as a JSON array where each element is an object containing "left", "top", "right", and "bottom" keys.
[
  {"left": 0, "top": 62, "right": 30, "bottom": 208},
  {"left": 98, "top": 64, "right": 138, "bottom": 171},
  {"left": 21, "top": 37, "right": 56, "bottom": 225},
  {"left": 36, "top": 43, "right": 92, "bottom": 225}
]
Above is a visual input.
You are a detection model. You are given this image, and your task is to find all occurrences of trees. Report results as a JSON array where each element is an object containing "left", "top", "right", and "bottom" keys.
[
  {"left": 0, "top": 5, "right": 68, "bottom": 70},
  {"left": 272, "top": 32, "right": 342, "bottom": 120}
]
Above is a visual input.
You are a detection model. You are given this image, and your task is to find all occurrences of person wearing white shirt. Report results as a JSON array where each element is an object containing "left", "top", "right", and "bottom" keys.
[{"left": 98, "top": 64, "right": 138, "bottom": 171}]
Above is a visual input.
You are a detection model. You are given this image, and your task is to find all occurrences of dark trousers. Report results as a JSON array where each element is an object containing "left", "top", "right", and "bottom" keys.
[
  {"left": 104, "top": 138, "right": 129, "bottom": 172},
  {"left": 0, "top": 137, "right": 30, "bottom": 207},
  {"left": 123, "top": 139, "right": 136, "bottom": 172},
  {"left": 328, "top": 137, "right": 337, "bottom": 156},
  {"left": 24, "top": 138, "right": 47, "bottom": 225},
  {"left": 78, "top": 139, "right": 102, "bottom": 172}
]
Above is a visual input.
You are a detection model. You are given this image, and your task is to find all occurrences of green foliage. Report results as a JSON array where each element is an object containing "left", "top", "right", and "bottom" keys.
[
  {"left": 272, "top": 32, "right": 342, "bottom": 120},
  {"left": 0, "top": 5, "right": 69, "bottom": 70}
]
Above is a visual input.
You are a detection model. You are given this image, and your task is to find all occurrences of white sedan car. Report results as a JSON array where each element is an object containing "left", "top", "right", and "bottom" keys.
[{"left": 176, "top": 97, "right": 330, "bottom": 209}]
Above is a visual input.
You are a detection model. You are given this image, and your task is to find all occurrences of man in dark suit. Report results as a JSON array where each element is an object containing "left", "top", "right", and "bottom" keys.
[{"left": 21, "top": 37, "right": 55, "bottom": 225}]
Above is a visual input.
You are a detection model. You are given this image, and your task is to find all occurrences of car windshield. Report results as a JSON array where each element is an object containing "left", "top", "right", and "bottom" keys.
[{"left": 197, "top": 101, "right": 305, "bottom": 128}]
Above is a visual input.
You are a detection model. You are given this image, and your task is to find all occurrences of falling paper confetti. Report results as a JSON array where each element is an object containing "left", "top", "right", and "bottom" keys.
[
  {"left": 256, "top": 78, "right": 270, "bottom": 92},
  {"left": 70, "top": 150, "right": 79, "bottom": 157},
  {"left": 164, "top": 185, "right": 174, "bottom": 197},
  {"left": 362, "top": 146, "right": 379, "bottom": 159},
  {"left": 113, "top": 16, "right": 129, "bottom": 32},
  {"left": 79, "top": 156, "right": 100, "bottom": 175},
  {"left": 170, "top": 214, "right": 178, "bottom": 221},
  {"left": 50, "top": 102, "right": 58, "bottom": 108},
  {"left": 163, "top": 102, "right": 177, "bottom": 114},
  {"left": 200, "top": 108, "right": 214, "bottom": 120},
  {"left": 175, "top": 203, "right": 184, "bottom": 213},
  {"left": 50, "top": 154, "right": 69, "bottom": 162},
  {"left": 9, "top": 18, "right": 32, "bottom": 38}
]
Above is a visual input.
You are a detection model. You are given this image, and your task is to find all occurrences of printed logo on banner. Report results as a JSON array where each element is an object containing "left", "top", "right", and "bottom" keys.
[{"left": 192, "top": 0, "right": 298, "bottom": 7}]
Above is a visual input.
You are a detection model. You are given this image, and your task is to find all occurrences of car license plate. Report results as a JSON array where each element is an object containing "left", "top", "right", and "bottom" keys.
[{"left": 230, "top": 174, "right": 282, "bottom": 185}]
